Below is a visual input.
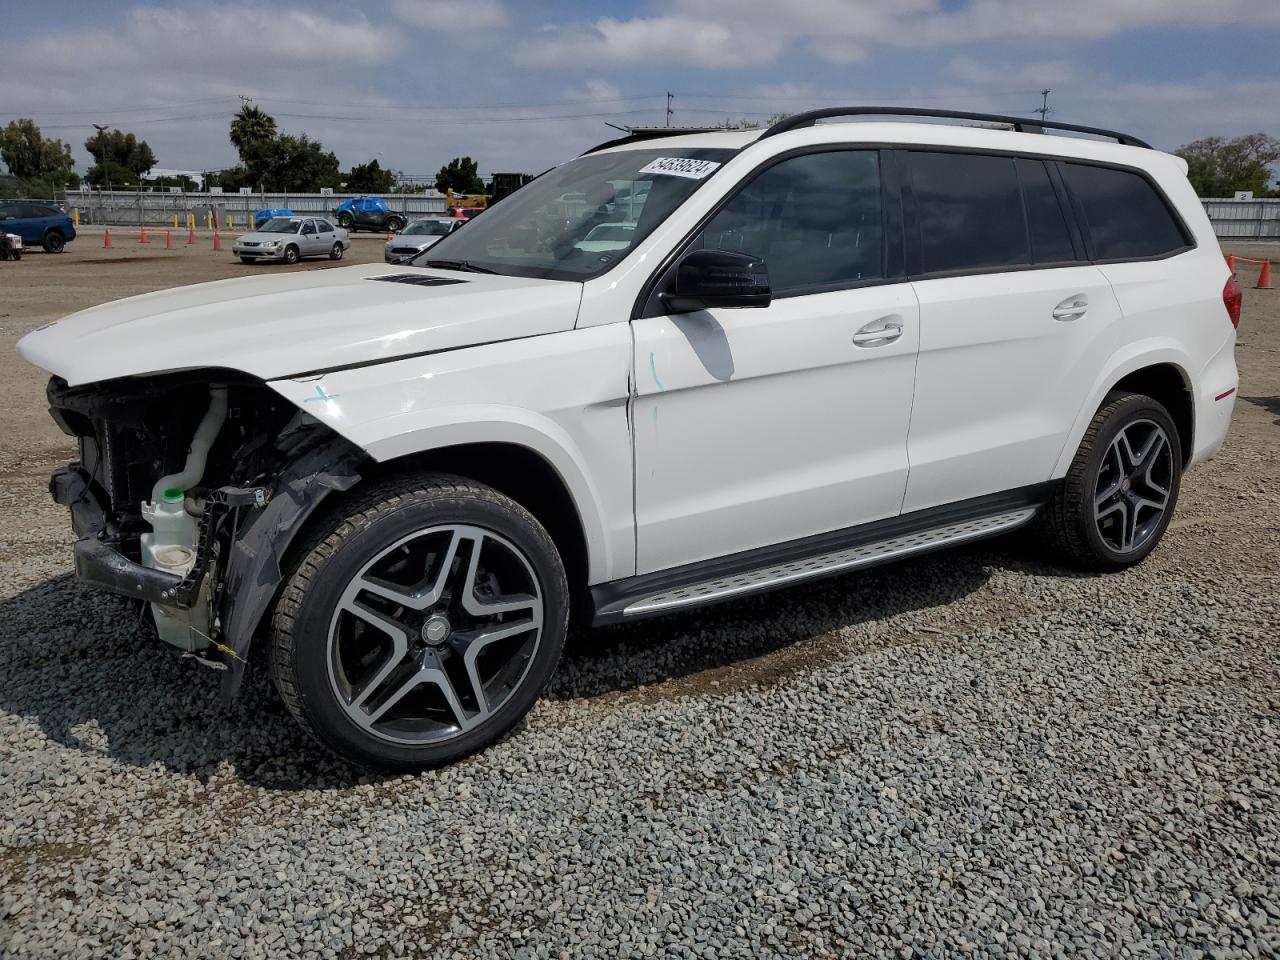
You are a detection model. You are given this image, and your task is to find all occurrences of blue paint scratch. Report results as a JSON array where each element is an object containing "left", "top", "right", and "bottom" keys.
[
  {"left": 648, "top": 352, "right": 667, "bottom": 393},
  {"left": 303, "top": 384, "right": 340, "bottom": 403}
]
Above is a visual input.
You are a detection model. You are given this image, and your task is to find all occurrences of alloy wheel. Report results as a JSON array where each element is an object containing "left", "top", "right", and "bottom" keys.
[
  {"left": 1093, "top": 418, "right": 1174, "bottom": 554},
  {"left": 326, "top": 524, "right": 544, "bottom": 745}
]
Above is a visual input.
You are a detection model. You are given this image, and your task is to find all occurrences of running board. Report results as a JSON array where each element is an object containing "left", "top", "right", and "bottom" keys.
[{"left": 591, "top": 496, "right": 1045, "bottom": 625}]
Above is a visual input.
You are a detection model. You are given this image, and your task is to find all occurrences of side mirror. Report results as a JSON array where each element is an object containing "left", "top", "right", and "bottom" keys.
[{"left": 663, "top": 248, "right": 771, "bottom": 313}]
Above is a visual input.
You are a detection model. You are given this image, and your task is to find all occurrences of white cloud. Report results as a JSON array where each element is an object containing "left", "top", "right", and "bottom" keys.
[
  {"left": 517, "top": 16, "right": 786, "bottom": 68},
  {"left": 391, "top": 0, "right": 508, "bottom": 32},
  {"left": 562, "top": 79, "right": 624, "bottom": 102}
]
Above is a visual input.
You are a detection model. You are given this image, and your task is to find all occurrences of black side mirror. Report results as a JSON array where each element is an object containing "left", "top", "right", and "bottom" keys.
[{"left": 662, "top": 248, "right": 771, "bottom": 313}]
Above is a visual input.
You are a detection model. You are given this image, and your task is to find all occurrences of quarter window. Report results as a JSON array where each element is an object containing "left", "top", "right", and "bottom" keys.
[
  {"left": 1061, "top": 162, "right": 1190, "bottom": 260},
  {"left": 1016, "top": 158, "right": 1076, "bottom": 264},
  {"left": 909, "top": 152, "right": 1028, "bottom": 274},
  {"left": 697, "top": 150, "right": 883, "bottom": 295}
]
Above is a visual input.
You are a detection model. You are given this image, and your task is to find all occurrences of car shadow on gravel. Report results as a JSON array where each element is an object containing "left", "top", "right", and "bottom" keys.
[
  {"left": 0, "top": 542, "right": 1013, "bottom": 789},
  {"left": 1242, "top": 394, "right": 1280, "bottom": 424}
]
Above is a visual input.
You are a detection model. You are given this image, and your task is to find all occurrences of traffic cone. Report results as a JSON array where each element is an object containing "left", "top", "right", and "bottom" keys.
[
  {"left": 1226, "top": 254, "right": 1235, "bottom": 274},
  {"left": 165, "top": 230, "right": 174, "bottom": 250},
  {"left": 187, "top": 224, "right": 197, "bottom": 245},
  {"left": 386, "top": 230, "right": 393, "bottom": 241},
  {"left": 139, "top": 225, "right": 149, "bottom": 243},
  {"left": 103, "top": 229, "right": 112, "bottom": 249},
  {"left": 213, "top": 229, "right": 222, "bottom": 252},
  {"left": 1256, "top": 259, "right": 1272, "bottom": 290}
]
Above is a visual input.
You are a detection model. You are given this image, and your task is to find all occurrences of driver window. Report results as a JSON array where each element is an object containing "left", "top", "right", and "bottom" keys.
[{"left": 696, "top": 150, "right": 883, "bottom": 295}]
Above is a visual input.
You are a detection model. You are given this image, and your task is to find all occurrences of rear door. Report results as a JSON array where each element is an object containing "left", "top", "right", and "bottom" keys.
[
  {"left": 631, "top": 148, "right": 920, "bottom": 574},
  {"left": 901, "top": 150, "right": 1122, "bottom": 513}
]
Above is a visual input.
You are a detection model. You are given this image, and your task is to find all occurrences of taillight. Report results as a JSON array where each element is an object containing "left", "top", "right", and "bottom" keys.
[{"left": 1223, "top": 276, "right": 1242, "bottom": 328}]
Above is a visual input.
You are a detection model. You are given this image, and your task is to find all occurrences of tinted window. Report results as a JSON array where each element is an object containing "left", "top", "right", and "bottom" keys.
[
  {"left": 1062, "top": 163, "right": 1188, "bottom": 260},
  {"left": 316, "top": 219, "right": 332, "bottom": 233},
  {"left": 697, "top": 150, "right": 882, "bottom": 294},
  {"left": 20, "top": 203, "right": 54, "bottom": 219},
  {"left": 909, "top": 152, "right": 1028, "bottom": 273},
  {"left": 302, "top": 221, "right": 316, "bottom": 235},
  {"left": 1016, "top": 158, "right": 1076, "bottom": 264}
]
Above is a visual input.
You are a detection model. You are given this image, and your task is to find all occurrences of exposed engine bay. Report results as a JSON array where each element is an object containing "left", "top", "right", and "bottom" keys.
[{"left": 45, "top": 372, "right": 364, "bottom": 695}]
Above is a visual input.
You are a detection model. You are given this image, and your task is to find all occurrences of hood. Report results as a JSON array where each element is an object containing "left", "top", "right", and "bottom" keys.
[
  {"left": 386, "top": 235, "right": 443, "bottom": 250},
  {"left": 17, "top": 263, "right": 583, "bottom": 385},
  {"left": 234, "top": 230, "right": 297, "bottom": 244}
]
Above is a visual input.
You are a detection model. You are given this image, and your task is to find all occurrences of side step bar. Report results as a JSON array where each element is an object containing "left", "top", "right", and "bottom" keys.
[
  {"left": 590, "top": 486, "right": 1051, "bottom": 625},
  {"left": 621, "top": 509, "right": 1034, "bottom": 618}
]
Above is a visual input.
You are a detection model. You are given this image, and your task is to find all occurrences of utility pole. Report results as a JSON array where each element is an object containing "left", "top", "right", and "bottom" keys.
[
  {"left": 1035, "top": 89, "right": 1052, "bottom": 123},
  {"left": 666, "top": 92, "right": 673, "bottom": 128}
]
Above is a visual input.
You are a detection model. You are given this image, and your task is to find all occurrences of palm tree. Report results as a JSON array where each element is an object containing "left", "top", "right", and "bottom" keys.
[{"left": 229, "top": 104, "right": 277, "bottom": 162}]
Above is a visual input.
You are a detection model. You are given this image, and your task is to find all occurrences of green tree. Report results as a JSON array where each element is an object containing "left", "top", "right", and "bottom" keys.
[
  {"left": 0, "top": 119, "right": 78, "bottom": 192},
  {"left": 252, "top": 134, "right": 341, "bottom": 192},
  {"left": 345, "top": 159, "right": 397, "bottom": 193},
  {"left": 435, "top": 156, "right": 484, "bottom": 195},
  {"left": 229, "top": 104, "right": 278, "bottom": 165},
  {"left": 84, "top": 128, "right": 157, "bottom": 187},
  {"left": 1176, "top": 133, "right": 1280, "bottom": 197}
]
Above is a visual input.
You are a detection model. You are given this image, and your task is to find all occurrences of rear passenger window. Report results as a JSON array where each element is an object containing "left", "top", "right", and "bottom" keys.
[
  {"left": 1016, "top": 159, "right": 1076, "bottom": 264},
  {"left": 697, "top": 150, "right": 883, "bottom": 295},
  {"left": 909, "top": 152, "right": 1028, "bottom": 274},
  {"left": 1061, "top": 163, "right": 1189, "bottom": 260}
]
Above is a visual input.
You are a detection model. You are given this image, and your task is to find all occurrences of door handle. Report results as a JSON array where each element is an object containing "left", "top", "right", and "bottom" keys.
[
  {"left": 853, "top": 319, "right": 904, "bottom": 346},
  {"left": 1052, "top": 294, "right": 1089, "bottom": 322}
]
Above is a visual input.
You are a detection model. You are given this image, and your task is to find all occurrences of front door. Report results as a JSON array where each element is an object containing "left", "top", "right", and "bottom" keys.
[{"left": 631, "top": 149, "right": 920, "bottom": 575}]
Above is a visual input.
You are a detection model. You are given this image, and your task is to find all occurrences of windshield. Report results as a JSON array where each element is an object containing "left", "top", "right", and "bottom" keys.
[
  {"left": 261, "top": 219, "right": 301, "bottom": 233},
  {"left": 411, "top": 147, "right": 735, "bottom": 280},
  {"left": 403, "top": 219, "right": 453, "bottom": 237}
]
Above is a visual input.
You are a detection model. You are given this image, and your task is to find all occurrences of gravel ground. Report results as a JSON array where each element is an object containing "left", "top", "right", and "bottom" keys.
[{"left": 1, "top": 244, "right": 1278, "bottom": 958}]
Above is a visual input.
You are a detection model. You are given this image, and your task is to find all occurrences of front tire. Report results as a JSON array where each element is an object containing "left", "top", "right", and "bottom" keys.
[
  {"left": 269, "top": 474, "right": 569, "bottom": 769},
  {"left": 42, "top": 231, "right": 65, "bottom": 253},
  {"left": 282, "top": 244, "right": 299, "bottom": 265},
  {"left": 1037, "top": 392, "right": 1182, "bottom": 571},
  {"left": 385, "top": 217, "right": 404, "bottom": 233},
  {"left": 337, "top": 213, "right": 353, "bottom": 229}
]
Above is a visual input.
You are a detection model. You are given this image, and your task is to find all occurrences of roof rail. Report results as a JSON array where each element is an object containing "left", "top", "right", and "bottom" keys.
[{"left": 758, "top": 106, "right": 1152, "bottom": 149}]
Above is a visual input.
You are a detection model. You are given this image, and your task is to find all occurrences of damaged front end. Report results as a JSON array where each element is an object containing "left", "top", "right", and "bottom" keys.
[{"left": 46, "top": 372, "right": 365, "bottom": 698}]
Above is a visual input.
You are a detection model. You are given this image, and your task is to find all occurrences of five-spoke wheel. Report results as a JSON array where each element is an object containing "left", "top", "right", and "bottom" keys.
[{"left": 271, "top": 476, "right": 568, "bottom": 769}]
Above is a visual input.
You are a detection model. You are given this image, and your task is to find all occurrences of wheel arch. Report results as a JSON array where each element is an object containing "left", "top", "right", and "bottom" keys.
[{"left": 1052, "top": 343, "right": 1195, "bottom": 478}]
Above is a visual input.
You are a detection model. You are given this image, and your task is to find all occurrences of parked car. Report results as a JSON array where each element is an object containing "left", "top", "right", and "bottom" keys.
[
  {"left": 0, "top": 199, "right": 76, "bottom": 252},
  {"left": 18, "top": 107, "right": 1239, "bottom": 770},
  {"left": 1, "top": 232, "right": 21, "bottom": 260},
  {"left": 332, "top": 196, "right": 404, "bottom": 233},
  {"left": 574, "top": 221, "right": 635, "bottom": 253},
  {"left": 232, "top": 216, "right": 350, "bottom": 264},
  {"left": 254, "top": 207, "right": 295, "bottom": 229},
  {"left": 384, "top": 217, "right": 461, "bottom": 263}
]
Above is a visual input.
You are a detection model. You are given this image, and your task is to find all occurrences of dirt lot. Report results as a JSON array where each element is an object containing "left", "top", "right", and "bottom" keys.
[{"left": 1, "top": 238, "right": 1277, "bottom": 958}]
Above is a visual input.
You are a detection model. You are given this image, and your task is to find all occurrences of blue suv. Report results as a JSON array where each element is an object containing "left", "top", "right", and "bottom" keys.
[
  {"left": 332, "top": 196, "right": 405, "bottom": 233},
  {"left": 0, "top": 200, "right": 76, "bottom": 252}
]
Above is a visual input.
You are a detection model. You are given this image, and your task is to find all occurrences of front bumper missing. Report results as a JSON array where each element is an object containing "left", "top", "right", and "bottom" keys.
[{"left": 51, "top": 465, "right": 191, "bottom": 607}]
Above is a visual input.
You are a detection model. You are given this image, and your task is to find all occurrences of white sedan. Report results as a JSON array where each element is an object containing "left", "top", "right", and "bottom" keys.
[{"left": 233, "top": 216, "right": 350, "bottom": 265}]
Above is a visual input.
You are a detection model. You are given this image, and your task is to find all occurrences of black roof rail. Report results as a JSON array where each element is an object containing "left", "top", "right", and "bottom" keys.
[{"left": 758, "top": 106, "right": 1152, "bottom": 149}]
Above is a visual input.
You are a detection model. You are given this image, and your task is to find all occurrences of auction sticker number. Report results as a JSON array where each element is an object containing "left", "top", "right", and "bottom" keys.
[{"left": 638, "top": 157, "right": 722, "bottom": 180}]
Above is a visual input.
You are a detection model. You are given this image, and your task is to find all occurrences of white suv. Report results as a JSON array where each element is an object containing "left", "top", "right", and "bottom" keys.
[{"left": 17, "top": 108, "right": 1241, "bottom": 769}]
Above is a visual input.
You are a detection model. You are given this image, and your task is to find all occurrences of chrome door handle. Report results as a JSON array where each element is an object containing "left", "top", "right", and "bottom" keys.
[
  {"left": 1052, "top": 294, "right": 1089, "bottom": 322},
  {"left": 853, "top": 319, "right": 903, "bottom": 346}
]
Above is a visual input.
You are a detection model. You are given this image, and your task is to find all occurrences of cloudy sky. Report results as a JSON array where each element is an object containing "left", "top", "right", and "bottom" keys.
[{"left": 3, "top": 0, "right": 1279, "bottom": 178}]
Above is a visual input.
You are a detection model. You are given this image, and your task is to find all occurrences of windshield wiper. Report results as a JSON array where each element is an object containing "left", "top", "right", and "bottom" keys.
[{"left": 419, "top": 258, "right": 498, "bottom": 275}]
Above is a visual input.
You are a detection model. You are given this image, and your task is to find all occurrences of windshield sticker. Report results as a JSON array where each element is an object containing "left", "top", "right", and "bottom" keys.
[{"left": 638, "top": 157, "right": 722, "bottom": 180}]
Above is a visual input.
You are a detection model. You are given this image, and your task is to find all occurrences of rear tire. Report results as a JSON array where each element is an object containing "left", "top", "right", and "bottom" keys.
[
  {"left": 1037, "top": 392, "right": 1182, "bottom": 571},
  {"left": 42, "top": 231, "right": 65, "bottom": 253},
  {"left": 269, "top": 474, "right": 569, "bottom": 770},
  {"left": 330, "top": 242, "right": 344, "bottom": 260}
]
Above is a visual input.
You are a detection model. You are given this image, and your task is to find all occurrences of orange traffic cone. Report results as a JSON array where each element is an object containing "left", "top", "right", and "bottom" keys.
[
  {"left": 187, "top": 224, "right": 196, "bottom": 245},
  {"left": 165, "top": 230, "right": 174, "bottom": 250},
  {"left": 1226, "top": 254, "right": 1235, "bottom": 274},
  {"left": 1256, "top": 259, "right": 1272, "bottom": 290},
  {"left": 103, "top": 229, "right": 112, "bottom": 249},
  {"left": 213, "top": 229, "right": 222, "bottom": 252},
  {"left": 139, "top": 225, "right": 149, "bottom": 244},
  {"left": 386, "top": 230, "right": 393, "bottom": 241}
]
